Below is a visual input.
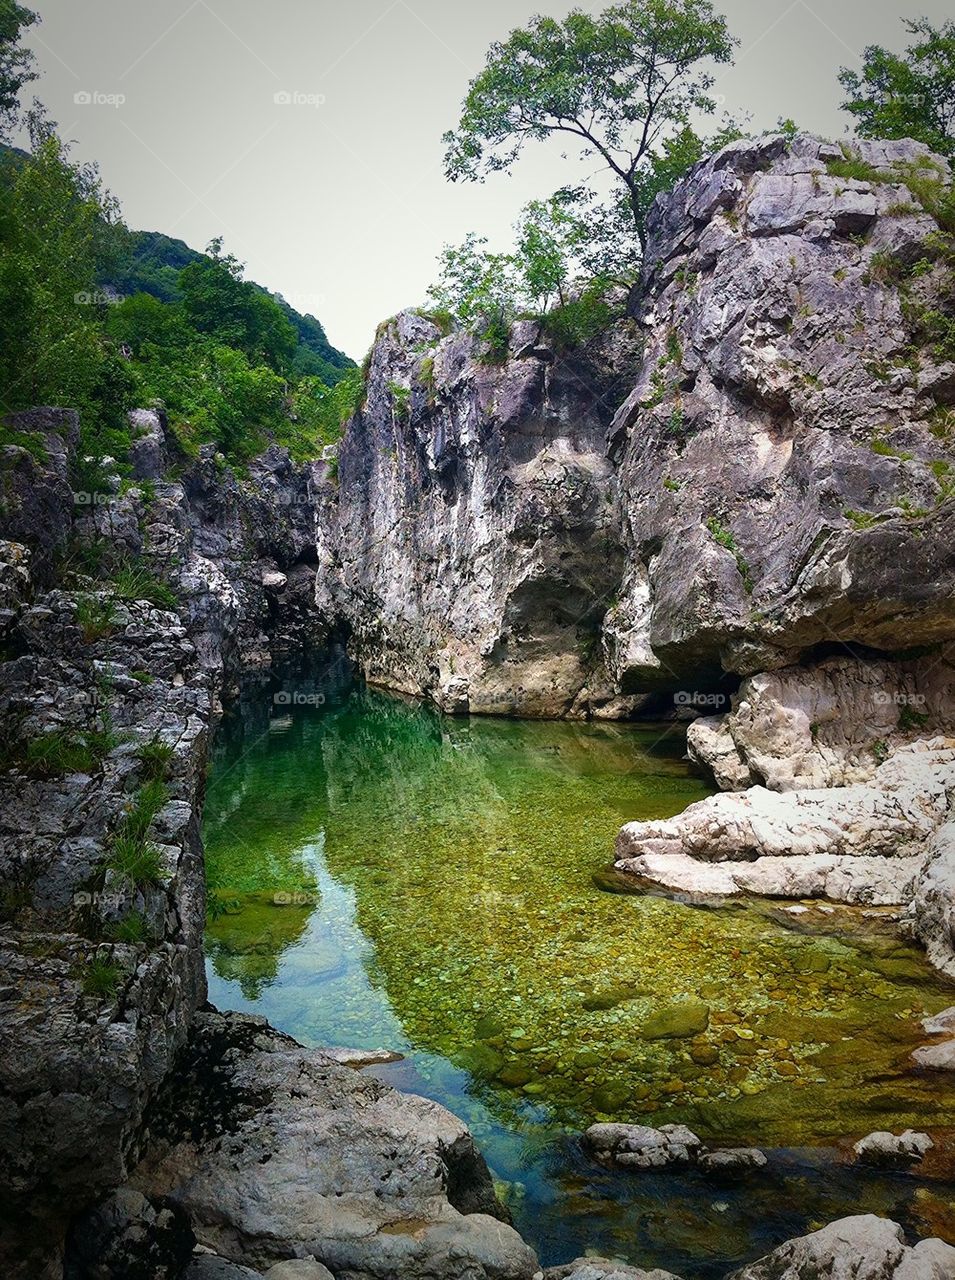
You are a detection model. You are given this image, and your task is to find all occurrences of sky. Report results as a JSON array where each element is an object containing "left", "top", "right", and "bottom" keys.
[{"left": 19, "top": 0, "right": 953, "bottom": 361}]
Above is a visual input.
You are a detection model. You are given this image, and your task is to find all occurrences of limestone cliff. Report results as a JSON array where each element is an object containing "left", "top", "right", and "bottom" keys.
[{"left": 317, "top": 134, "right": 955, "bottom": 726}]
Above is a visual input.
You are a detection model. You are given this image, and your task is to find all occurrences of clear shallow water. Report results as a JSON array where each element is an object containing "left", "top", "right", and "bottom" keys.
[{"left": 203, "top": 671, "right": 955, "bottom": 1275}]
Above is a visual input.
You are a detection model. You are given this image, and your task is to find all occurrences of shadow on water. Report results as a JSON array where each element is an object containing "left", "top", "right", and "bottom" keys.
[{"left": 202, "top": 665, "right": 955, "bottom": 1275}]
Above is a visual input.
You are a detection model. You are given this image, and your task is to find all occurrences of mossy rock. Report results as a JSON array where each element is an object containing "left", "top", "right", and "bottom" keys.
[{"left": 640, "top": 1000, "right": 710, "bottom": 1040}]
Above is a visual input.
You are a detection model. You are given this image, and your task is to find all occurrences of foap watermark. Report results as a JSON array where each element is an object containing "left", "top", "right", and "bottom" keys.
[
  {"left": 74, "top": 89, "right": 126, "bottom": 109},
  {"left": 74, "top": 491, "right": 114, "bottom": 507},
  {"left": 75, "top": 290, "right": 125, "bottom": 306},
  {"left": 674, "top": 690, "right": 730, "bottom": 710},
  {"left": 273, "top": 690, "right": 326, "bottom": 707},
  {"left": 272, "top": 889, "right": 320, "bottom": 905},
  {"left": 273, "top": 90, "right": 326, "bottom": 108},
  {"left": 874, "top": 690, "right": 927, "bottom": 707}
]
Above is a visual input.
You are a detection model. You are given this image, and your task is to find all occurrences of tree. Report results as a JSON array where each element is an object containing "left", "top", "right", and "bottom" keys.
[
  {"left": 838, "top": 18, "right": 955, "bottom": 159},
  {"left": 178, "top": 239, "right": 298, "bottom": 373},
  {"left": 0, "top": 0, "right": 37, "bottom": 136},
  {"left": 442, "top": 0, "right": 736, "bottom": 249}
]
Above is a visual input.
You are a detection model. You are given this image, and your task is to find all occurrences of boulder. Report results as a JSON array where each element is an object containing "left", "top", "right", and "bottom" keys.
[
  {"left": 852, "top": 1130, "right": 933, "bottom": 1168},
  {"left": 584, "top": 1123, "right": 702, "bottom": 1169},
  {"left": 135, "top": 1011, "right": 538, "bottom": 1280},
  {"left": 727, "top": 1215, "right": 955, "bottom": 1279},
  {"left": 697, "top": 1148, "right": 768, "bottom": 1175},
  {"left": 544, "top": 1259, "right": 683, "bottom": 1280},
  {"left": 615, "top": 740, "right": 955, "bottom": 907}
]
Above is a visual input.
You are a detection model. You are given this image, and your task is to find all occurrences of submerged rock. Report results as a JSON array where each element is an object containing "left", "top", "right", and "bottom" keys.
[
  {"left": 726, "top": 1214, "right": 955, "bottom": 1279},
  {"left": 698, "top": 1148, "right": 768, "bottom": 1175},
  {"left": 639, "top": 1001, "right": 710, "bottom": 1039},
  {"left": 852, "top": 1130, "right": 933, "bottom": 1168}
]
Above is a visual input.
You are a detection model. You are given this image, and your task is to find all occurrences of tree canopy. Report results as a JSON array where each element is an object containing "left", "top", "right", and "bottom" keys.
[
  {"left": 839, "top": 18, "right": 955, "bottom": 158},
  {"left": 0, "top": 0, "right": 36, "bottom": 136},
  {"left": 442, "top": 0, "right": 736, "bottom": 248}
]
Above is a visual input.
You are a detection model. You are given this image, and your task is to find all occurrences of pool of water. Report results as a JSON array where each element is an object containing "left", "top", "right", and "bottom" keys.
[{"left": 203, "top": 668, "right": 955, "bottom": 1275}]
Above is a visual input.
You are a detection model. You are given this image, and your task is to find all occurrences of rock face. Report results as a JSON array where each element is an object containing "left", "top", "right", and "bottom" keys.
[
  {"left": 606, "top": 134, "right": 955, "bottom": 690},
  {"left": 726, "top": 1214, "right": 955, "bottom": 1279},
  {"left": 314, "top": 310, "right": 642, "bottom": 717},
  {"left": 0, "top": 412, "right": 329, "bottom": 1275},
  {"left": 134, "top": 1011, "right": 539, "bottom": 1280},
  {"left": 687, "top": 655, "right": 955, "bottom": 793},
  {"left": 315, "top": 134, "right": 955, "bottom": 718}
]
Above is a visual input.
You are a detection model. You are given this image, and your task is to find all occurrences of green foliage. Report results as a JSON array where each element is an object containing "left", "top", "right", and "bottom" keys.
[
  {"left": 443, "top": 0, "right": 736, "bottom": 250},
  {"left": 136, "top": 737, "right": 174, "bottom": 781},
  {"left": 899, "top": 703, "right": 930, "bottom": 731},
  {"left": 121, "top": 779, "right": 168, "bottom": 844},
  {"left": 0, "top": 121, "right": 133, "bottom": 440},
  {"left": 0, "top": 1, "right": 37, "bottom": 135},
  {"left": 388, "top": 380, "right": 411, "bottom": 419},
  {"left": 82, "top": 956, "right": 122, "bottom": 999},
  {"left": 18, "top": 726, "right": 115, "bottom": 777},
  {"left": 838, "top": 18, "right": 954, "bottom": 158},
  {"left": 844, "top": 508, "right": 882, "bottom": 529},
  {"left": 104, "top": 228, "right": 355, "bottom": 385},
  {"left": 286, "top": 367, "right": 363, "bottom": 458},
  {"left": 0, "top": 415, "right": 47, "bottom": 460},
  {"left": 706, "top": 516, "right": 753, "bottom": 592},
  {"left": 178, "top": 238, "right": 298, "bottom": 374},
  {"left": 542, "top": 279, "right": 615, "bottom": 349},
  {"left": 105, "top": 910, "right": 151, "bottom": 944},
  {"left": 106, "top": 830, "right": 163, "bottom": 888},
  {"left": 75, "top": 594, "right": 118, "bottom": 643},
  {"left": 111, "top": 559, "right": 177, "bottom": 609}
]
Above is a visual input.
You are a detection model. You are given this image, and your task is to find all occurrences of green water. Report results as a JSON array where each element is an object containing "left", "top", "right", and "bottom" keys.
[{"left": 203, "top": 674, "right": 955, "bottom": 1274}]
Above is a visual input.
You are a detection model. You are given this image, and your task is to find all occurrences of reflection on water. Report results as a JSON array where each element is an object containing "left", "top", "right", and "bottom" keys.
[{"left": 203, "top": 670, "right": 955, "bottom": 1275}]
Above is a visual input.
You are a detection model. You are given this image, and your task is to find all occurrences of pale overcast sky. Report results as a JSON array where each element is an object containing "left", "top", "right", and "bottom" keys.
[{"left": 20, "top": 0, "right": 952, "bottom": 360}]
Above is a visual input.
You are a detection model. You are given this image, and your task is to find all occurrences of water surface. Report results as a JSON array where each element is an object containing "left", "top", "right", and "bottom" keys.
[{"left": 203, "top": 671, "right": 955, "bottom": 1274}]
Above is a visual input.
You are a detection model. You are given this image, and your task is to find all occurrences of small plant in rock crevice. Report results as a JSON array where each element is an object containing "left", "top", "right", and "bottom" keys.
[
  {"left": 82, "top": 956, "right": 123, "bottom": 999},
  {"left": 706, "top": 516, "right": 754, "bottom": 593},
  {"left": 75, "top": 594, "right": 117, "bottom": 643}
]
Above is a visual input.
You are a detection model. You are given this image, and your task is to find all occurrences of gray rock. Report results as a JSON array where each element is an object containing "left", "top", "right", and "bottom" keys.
[
  {"left": 136, "top": 1011, "right": 538, "bottom": 1280},
  {"left": 584, "top": 1123, "right": 702, "bottom": 1169},
  {"left": 922, "top": 1007, "right": 955, "bottom": 1035},
  {"left": 852, "top": 1130, "right": 933, "bottom": 1168},
  {"left": 615, "top": 739, "right": 955, "bottom": 906},
  {"left": 697, "top": 1148, "right": 768, "bottom": 1174},
  {"left": 181, "top": 1259, "right": 264, "bottom": 1280},
  {"left": 544, "top": 1259, "right": 683, "bottom": 1280},
  {"left": 264, "top": 1262, "right": 336, "bottom": 1280},
  {"left": 727, "top": 1214, "right": 955, "bottom": 1279},
  {"left": 63, "top": 1187, "right": 194, "bottom": 1279},
  {"left": 912, "top": 1038, "right": 955, "bottom": 1071}
]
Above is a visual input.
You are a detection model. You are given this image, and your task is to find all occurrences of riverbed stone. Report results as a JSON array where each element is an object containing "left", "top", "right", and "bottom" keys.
[
  {"left": 640, "top": 1001, "right": 710, "bottom": 1040},
  {"left": 853, "top": 1130, "right": 933, "bottom": 1168},
  {"left": 584, "top": 1123, "right": 702, "bottom": 1169},
  {"left": 698, "top": 1148, "right": 768, "bottom": 1175}
]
